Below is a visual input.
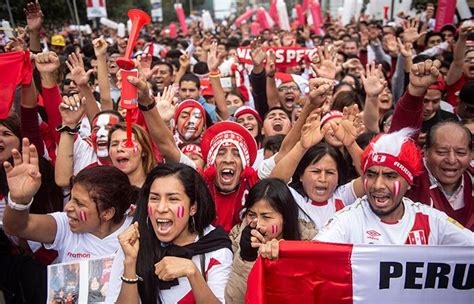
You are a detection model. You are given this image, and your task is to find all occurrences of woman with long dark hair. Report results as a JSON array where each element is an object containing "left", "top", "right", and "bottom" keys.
[
  {"left": 225, "top": 178, "right": 317, "bottom": 303},
  {"left": 107, "top": 163, "right": 233, "bottom": 304},
  {"left": 2, "top": 139, "right": 135, "bottom": 263},
  {"left": 271, "top": 110, "right": 366, "bottom": 230}
]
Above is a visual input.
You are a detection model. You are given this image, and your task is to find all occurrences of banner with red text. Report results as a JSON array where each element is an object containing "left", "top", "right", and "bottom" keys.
[
  {"left": 246, "top": 241, "right": 473, "bottom": 303},
  {"left": 236, "top": 47, "right": 314, "bottom": 68},
  {"left": 86, "top": 0, "right": 107, "bottom": 19}
]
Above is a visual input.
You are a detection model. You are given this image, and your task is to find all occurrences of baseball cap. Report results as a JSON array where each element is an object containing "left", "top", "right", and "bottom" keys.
[{"left": 51, "top": 35, "right": 66, "bottom": 47}]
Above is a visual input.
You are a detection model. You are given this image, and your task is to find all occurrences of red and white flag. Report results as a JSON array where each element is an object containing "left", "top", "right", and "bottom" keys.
[
  {"left": 86, "top": 0, "right": 107, "bottom": 19},
  {"left": 0, "top": 51, "right": 33, "bottom": 118},
  {"left": 246, "top": 241, "right": 473, "bottom": 303}
]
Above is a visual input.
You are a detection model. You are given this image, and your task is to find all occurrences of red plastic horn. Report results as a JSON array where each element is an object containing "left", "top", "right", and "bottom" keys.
[{"left": 116, "top": 9, "right": 151, "bottom": 70}]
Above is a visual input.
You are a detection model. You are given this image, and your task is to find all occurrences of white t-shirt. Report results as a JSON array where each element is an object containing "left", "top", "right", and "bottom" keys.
[
  {"left": 105, "top": 225, "right": 233, "bottom": 304},
  {"left": 290, "top": 181, "right": 357, "bottom": 230},
  {"left": 315, "top": 196, "right": 474, "bottom": 245},
  {"left": 44, "top": 212, "right": 133, "bottom": 263},
  {"left": 73, "top": 137, "right": 98, "bottom": 174}
]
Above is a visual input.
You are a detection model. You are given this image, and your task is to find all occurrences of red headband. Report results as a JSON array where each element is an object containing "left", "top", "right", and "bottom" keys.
[{"left": 363, "top": 152, "right": 414, "bottom": 184}]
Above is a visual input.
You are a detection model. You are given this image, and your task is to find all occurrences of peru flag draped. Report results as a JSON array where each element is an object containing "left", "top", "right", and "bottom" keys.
[{"left": 246, "top": 241, "right": 473, "bottom": 303}]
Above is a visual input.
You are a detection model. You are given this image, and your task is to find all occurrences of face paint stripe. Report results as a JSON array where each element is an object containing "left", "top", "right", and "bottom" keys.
[
  {"left": 177, "top": 205, "right": 185, "bottom": 218},
  {"left": 363, "top": 178, "right": 368, "bottom": 192},
  {"left": 79, "top": 211, "right": 87, "bottom": 222},
  {"left": 393, "top": 180, "right": 400, "bottom": 198},
  {"left": 271, "top": 224, "right": 278, "bottom": 234},
  {"left": 148, "top": 206, "right": 153, "bottom": 218}
]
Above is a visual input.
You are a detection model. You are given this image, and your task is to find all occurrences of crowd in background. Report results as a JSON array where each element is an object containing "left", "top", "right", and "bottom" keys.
[{"left": 0, "top": 1, "right": 473, "bottom": 303}]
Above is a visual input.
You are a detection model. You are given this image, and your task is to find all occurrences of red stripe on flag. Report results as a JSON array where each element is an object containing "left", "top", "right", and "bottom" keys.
[
  {"left": 86, "top": 0, "right": 93, "bottom": 7},
  {"left": 246, "top": 241, "right": 354, "bottom": 303}
]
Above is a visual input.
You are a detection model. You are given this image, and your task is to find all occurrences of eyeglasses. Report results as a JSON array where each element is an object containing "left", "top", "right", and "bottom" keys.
[{"left": 278, "top": 86, "right": 299, "bottom": 92}]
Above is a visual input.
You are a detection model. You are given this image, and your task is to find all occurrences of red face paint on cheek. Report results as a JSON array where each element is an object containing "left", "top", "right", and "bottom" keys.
[
  {"left": 271, "top": 224, "right": 279, "bottom": 234},
  {"left": 363, "top": 178, "right": 368, "bottom": 192},
  {"left": 177, "top": 205, "right": 185, "bottom": 218},
  {"left": 79, "top": 211, "right": 87, "bottom": 222},
  {"left": 148, "top": 206, "right": 153, "bottom": 218},
  {"left": 393, "top": 180, "right": 400, "bottom": 198}
]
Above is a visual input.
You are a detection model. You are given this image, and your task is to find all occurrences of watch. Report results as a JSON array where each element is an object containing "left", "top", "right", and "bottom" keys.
[{"left": 138, "top": 100, "right": 157, "bottom": 112}]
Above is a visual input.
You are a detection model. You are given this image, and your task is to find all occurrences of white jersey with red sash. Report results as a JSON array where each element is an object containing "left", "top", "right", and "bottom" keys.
[
  {"left": 315, "top": 197, "right": 474, "bottom": 245},
  {"left": 289, "top": 181, "right": 357, "bottom": 230}
]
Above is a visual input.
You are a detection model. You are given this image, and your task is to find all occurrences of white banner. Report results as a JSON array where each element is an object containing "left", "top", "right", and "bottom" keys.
[
  {"left": 352, "top": 245, "right": 473, "bottom": 302},
  {"left": 86, "top": 0, "right": 107, "bottom": 19}
]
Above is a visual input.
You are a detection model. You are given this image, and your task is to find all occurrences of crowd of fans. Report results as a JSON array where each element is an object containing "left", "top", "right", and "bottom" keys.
[{"left": 0, "top": 1, "right": 473, "bottom": 303}]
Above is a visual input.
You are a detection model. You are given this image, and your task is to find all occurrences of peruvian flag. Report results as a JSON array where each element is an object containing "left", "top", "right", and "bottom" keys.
[
  {"left": 246, "top": 241, "right": 473, "bottom": 303},
  {"left": 86, "top": 0, "right": 107, "bottom": 19},
  {"left": 0, "top": 51, "right": 33, "bottom": 118}
]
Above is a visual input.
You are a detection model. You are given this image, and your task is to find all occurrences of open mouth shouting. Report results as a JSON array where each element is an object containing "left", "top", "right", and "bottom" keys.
[
  {"left": 272, "top": 120, "right": 284, "bottom": 132},
  {"left": 370, "top": 192, "right": 392, "bottom": 209},
  {"left": 284, "top": 95, "right": 295, "bottom": 109},
  {"left": 220, "top": 168, "right": 236, "bottom": 184},
  {"left": 155, "top": 218, "right": 173, "bottom": 234}
]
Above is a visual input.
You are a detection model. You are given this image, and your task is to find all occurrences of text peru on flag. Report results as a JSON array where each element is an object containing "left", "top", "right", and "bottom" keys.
[{"left": 246, "top": 241, "right": 473, "bottom": 303}]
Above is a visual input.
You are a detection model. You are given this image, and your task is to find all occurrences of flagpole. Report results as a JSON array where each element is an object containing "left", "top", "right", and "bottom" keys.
[
  {"left": 72, "top": 0, "right": 83, "bottom": 47},
  {"left": 5, "top": 0, "right": 15, "bottom": 29}
]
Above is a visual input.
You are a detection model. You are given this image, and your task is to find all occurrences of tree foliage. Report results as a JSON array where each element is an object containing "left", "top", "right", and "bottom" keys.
[{"left": 0, "top": 0, "right": 151, "bottom": 26}]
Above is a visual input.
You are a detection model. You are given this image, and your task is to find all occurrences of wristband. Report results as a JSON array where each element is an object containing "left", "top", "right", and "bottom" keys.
[
  {"left": 56, "top": 123, "right": 80, "bottom": 135},
  {"left": 138, "top": 100, "right": 157, "bottom": 112},
  {"left": 121, "top": 274, "right": 143, "bottom": 284},
  {"left": 7, "top": 192, "right": 34, "bottom": 211},
  {"left": 209, "top": 71, "right": 221, "bottom": 78}
]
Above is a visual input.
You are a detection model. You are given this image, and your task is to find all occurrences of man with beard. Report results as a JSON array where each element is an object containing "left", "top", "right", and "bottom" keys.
[
  {"left": 388, "top": 58, "right": 474, "bottom": 231},
  {"left": 313, "top": 128, "right": 473, "bottom": 245}
]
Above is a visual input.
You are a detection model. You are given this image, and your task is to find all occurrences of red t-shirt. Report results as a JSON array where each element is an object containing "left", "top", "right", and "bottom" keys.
[{"left": 446, "top": 74, "right": 465, "bottom": 107}]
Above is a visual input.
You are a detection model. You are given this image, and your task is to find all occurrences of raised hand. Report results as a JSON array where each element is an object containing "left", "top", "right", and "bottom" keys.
[
  {"left": 207, "top": 41, "right": 222, "bottom": 73},
  {"left": 5, "top": 36, "right": 27, "bottom": 52},
  {"left": 360, "top": 62, "right": 387, "bottom": 97},
  {"left": 250, "top": 38, "right": 266, "bottom": 67},
  {"left": 408, "top": 59, "right": 441, "bottom": 96},
  {"left": 383, "top": 35, "right": 398, "bottom": 56},
  {"left": 397, "top": 38, "right": 413, "bottom": 58},
  {"left": 4, "top": 138, "right": 41, "bottom": 204},
  {"left": 118, "top": 222, "right": 140, "bottom": 261},
  {"left": 92, "top": 37, "right": 108, "bottom": 58},
  {"left": 59, "top": 94, "right": 85, "bottom": 127},
  {"left": 329, "top": 105, "right": 359, "bottom": 147},
  {"left": 300, "top": 109, "right": 325, "bottom": 149},
  {"left": 265, "top": 49, "right": 276, "bottom": 77},
  {"left": 35, "top": 52, "right": 60, "bottom": 74},
  {"left": 156, "top": 85, "right": 177, "bottom": 123},
  {"left": 24, "top": 0, "right": 43, "bottom": 32},
  {"left": 308, "top": 78, "right": 334, "bottom": 108},
  {"left": 403, "top": 18, "right": 424, "bottom": 44},
  {"left": 311, "top": 45, "right": 337, "bottom": 80},
  {"left": 459, "top": 22, "right": 474, "bottom": 40},
  {"left": 65, "top": 51, "right": 93, "bottom": 87},
  {"left": 136, "top": 53, "right": 155, "bottom": 80},
  {"left": 178, "top": 52, "right": 190, "bottom": 71}
]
